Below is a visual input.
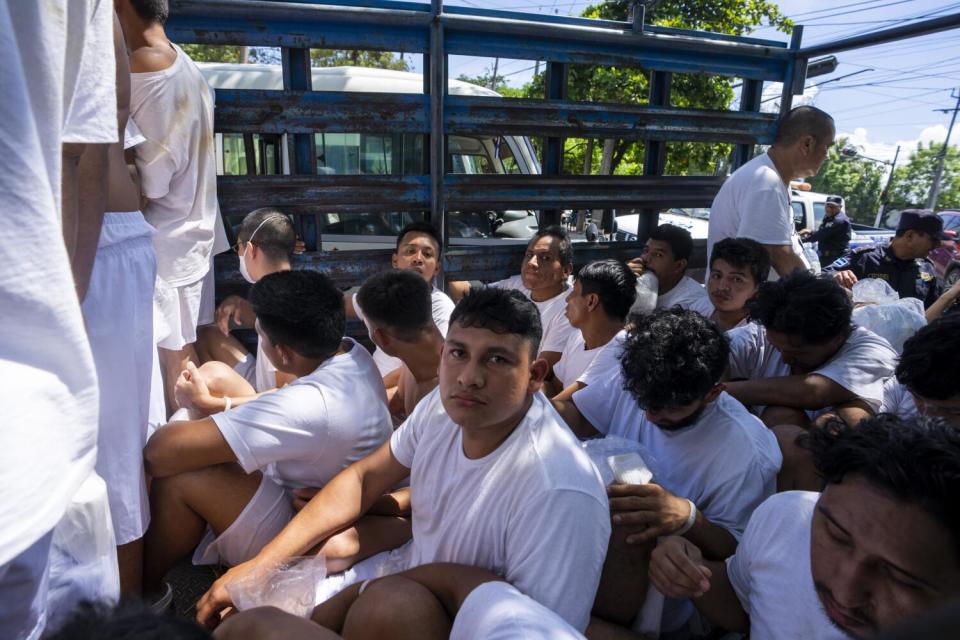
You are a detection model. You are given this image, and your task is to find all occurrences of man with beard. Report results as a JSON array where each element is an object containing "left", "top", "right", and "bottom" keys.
[
  {"left": 649, "top": 414, "right": 960, "bottom": 639},
  {"left": 724, "top": 269, "right": 897, "bottom": 427},
  {"left": 552, "top": 309, "right": 781, "bottom": 635}
]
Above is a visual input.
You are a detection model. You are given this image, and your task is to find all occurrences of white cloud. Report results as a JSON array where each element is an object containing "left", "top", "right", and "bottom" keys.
[
  {"left": 759, "top": 82, "right": 819, "bottom": 114},
  {"left": 837, "top": 124, "right": 950, "bottom": 166}
]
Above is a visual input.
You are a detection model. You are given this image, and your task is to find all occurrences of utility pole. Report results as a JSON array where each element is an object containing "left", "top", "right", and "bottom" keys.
[
  {"left": 875, "top": 144, "right": 900, "bottom": 227},
  {"left": 927, "top": 89, "right": 960, "bottom": 210},
  {"left": 490, "top": 57, "right": 499, "bottom": 90}
]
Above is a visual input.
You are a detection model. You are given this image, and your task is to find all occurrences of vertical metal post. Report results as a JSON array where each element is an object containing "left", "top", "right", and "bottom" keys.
[
  {"left": 429, "top": 0, "right": 446, "bottom": 248},
  {"left": 732, "top": 79, "right": 763, "bottom": 169},
  {"left": 927, "top": 89, "right": 960, "bottom": 210},
  {"left": 779, "top": 26, "right": 804, "bottom": 119},
  {"left": 282, "top": 47, "right": 318, "bottom": 249},
  {"left": 637, "top": 70, "right": 672, "bottom": 242},
  {"left": 541, "top": 62, "right": 567, "bottom": 229}
]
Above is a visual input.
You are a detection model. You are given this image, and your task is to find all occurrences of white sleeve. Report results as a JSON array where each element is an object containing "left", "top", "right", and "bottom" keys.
[
  {"left": 389, "top": 391, "right": 436, "bottom": 468},
  {"left": 211, "top": 385, "right": 327, "bottom": 473},
  {"left": 61, "top": 0, "right": 117, "bottom": 144},
  {"left": 813, "top": 333, "right": 897, "bottom": 412},
  {"left": 735, "top": 188, "right": 792, "bottom": 246},
  {"left": 540, "top": 312, "right": 577, "bottom": 354},
  {"left": 577, "top": 337, "right": 624, "bottom": 387},
  {"left": 697, "top": 458, "right": 778, "bottom": 541},
  {"left": 505, "top": 489, "right": 610, "bottom": 632},
  {"left": 431, "top": 291, "right": 455, "bottom": 337},
  {"left": 726, "top": 324, "right": 762, "bottom": 380},
  {"left": 571, "top": 377, "right": 617, "bottom": 435},
  {"left": 133, "top": 135, "right": 179, "bottom": 201}
]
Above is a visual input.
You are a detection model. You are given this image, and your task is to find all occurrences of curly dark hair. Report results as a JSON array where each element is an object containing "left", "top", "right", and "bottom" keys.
[
  {"left": 747, "top": 269, "right": 851, "bottom": 344},
  {"left": 357, "top": 270, "right": 433, "bottom": 340},
  {"left": 47, "top": 601, "right": 210, "bottom": 640},
  {"left": 575, "top": 259, "right": 637, "bottom": 321},
  {"left": 531, "top": 225, "right": 574, "bottom": 268},
  {"left": 451, "top": 287, "right": 542, "bottom": 357},
  {"left": 620, "top": 308, "right": 729, "bottom": 410},
  {"left": 897, "top": 316, "right": 960, "bottom": 400},
  {"left": 709, "top": 237, "right": 770, "bottom": 286},
  {"left": 250, "top": 270, "right": 345, "bottom": 359},
  {"left": 802, "top": 414, "right": 960, "bottom": 554}
]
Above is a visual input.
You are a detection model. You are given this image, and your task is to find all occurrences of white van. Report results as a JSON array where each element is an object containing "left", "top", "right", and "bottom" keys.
[{"left": 199, "top": 63, "right": 541, "bottom": 248}]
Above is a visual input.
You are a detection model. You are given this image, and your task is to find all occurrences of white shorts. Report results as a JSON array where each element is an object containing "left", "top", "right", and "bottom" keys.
[
  {"left": 192, "top": 475, "right": 294, "bottom": 567},
  {"left": 81, "top": 212, "right": 156, "bottom": 544},
  {"left": 156, "top": 273, "right": 208, "bottom": 351},
  {"left": 233, "top": 353, "right": 258, "bottom": 388}
]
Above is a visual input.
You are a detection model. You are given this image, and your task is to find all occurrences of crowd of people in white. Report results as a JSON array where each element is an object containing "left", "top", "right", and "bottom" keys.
[{"left": 3, "top": 2, "right": 960, "bottom": 640}]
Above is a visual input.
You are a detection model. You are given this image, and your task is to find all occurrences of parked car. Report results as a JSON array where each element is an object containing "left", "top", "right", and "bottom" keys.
[{"left": 929, "top": 211, "right": 960, "bottom": 286}]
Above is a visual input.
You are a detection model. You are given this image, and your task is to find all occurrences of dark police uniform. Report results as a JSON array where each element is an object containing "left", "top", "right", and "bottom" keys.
[
  {"left": 822, "top": 243, "right": 941, "bottom": 308},
  {"left": 802, "top": 212, "right": 851, "bottom": 266}
]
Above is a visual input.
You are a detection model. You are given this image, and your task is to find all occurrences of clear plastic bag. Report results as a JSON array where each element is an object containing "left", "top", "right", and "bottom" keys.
[
  {"left": 630, "top": 271, "right": 659, "bottom": 317},
  {"left": 852, "top": 278, "right": 900, "bottom": 305},
  {"left": 226, "top": 556, "right": 328, "bottom": 617},
  {"left": 853, "top": 298, "right": 926, "bottom": 353},
  {"left": 581, "top": 436, "right": 659, "bottom": 488}
]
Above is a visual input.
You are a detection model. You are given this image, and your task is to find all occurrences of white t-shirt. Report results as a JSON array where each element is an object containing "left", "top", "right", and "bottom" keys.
[
  {"left": 727, "top": 323, "right": 898, "bottom": 413},
  {"left": 656, "top": 276, "right": 714, "bottom": 317},
  {"left": 576, "top": 331, "right": 627, "bottom": 387},
  {"left": 390, "top": 390, "right": 610, "bottom": 631},
  {"left": 212, "top": 339, "right": 390, "bottom": 489},
  {"left": 573, "top": 379, "right": 781, "bottom": 629},
  {"left": 131, "top": 44, "right": 228, "bottom": 287},
  {"left": 708, "top": 153, "right": 809, "bottom": 282},
  {"left": 353, "top": 286, "right": 455, "bottom": 377},
  {"left": 879, "top": 378, "right": 919, "bottom": 419},
  {"left": 0, "top": 0, "right": 116, "bottom": 565},
  {"left": 450, "top": 581, "right": 586, "bottom": 640},
  {"left": 490, "top": 275, "right": 578, "bottom": 354},
  {"left": 726, "top": 491, "right": 847, "bottom": 640},
  {"left": 553, "top": 330, "right": 625, "bottom": 390}
]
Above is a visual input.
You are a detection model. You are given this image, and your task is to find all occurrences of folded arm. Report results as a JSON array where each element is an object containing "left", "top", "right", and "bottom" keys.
[{"left": 725, "top": 373, "right": 856, "bottom": 411}]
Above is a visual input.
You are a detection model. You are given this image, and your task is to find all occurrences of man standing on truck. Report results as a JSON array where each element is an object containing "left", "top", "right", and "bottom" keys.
[
  {"left": 801, "top": 195, "right": 851, "bottom": 266},
  {"left": 823, "top": 209, "right": 946, "bottom": 308},
  {"left": 708, "top": 106, "right": 835, "bottom": 280}
]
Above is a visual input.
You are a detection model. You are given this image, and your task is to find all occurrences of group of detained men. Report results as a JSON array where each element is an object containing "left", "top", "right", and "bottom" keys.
[{"left": 4, "top": 2, "right": 960, "bottom": 640}]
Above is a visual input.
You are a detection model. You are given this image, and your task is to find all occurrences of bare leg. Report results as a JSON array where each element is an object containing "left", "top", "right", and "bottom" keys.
[
  {"left": 586, "top": 616, "right": 647, "bottom": 640},
  {"left": 159, "top": 344, "right": 200, "bottom": 416},
  {"left": 196, "top": 361, "right": 258, "bottom": 399},
  {"left": 760, "top": 405, "right": 811, "bottom": 429},
  {"left": 341, "top": 576, "right": 451, "bottom": 640},
  {"left": 591, "top": 527, "right": 653, "bottom": 626},
  {"left": 774, "top": 424, "right": 822, "bottom": 492},
  {"left": 312, "top": 516, "right": 412, "bottom": 574},
  {"left": 143, "top": 463, "right": 262, "bottom": 593},
  {"left": 117, "top": 537, "right": 144, "bottom": 596},
  {"left": 196, "top": 325, "right": 250, "bottom": 368},
  {"left": 214, "top": 606, "right": 343, "bottom": 640}
]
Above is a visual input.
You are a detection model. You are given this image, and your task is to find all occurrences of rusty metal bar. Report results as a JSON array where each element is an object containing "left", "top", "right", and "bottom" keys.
[
  {"left": 778, "top": 27, "right": 803, "bottom": 119},
  {"left": 540, "top": 62, "right": 567, "bottom": 229},
  {"left": 733, "top": 79, "right": 763, "bottom": 169},
  {"left": 429, "top": 0, "right": 446, "bottom": 248}
]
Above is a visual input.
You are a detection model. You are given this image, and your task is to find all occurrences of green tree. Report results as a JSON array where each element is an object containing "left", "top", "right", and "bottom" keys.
[
  {"left": 806, "top": 137, "right": 885, "bottom": 224},
  {"left": 456, "top": 69, "right": 525, "bottom": 97},
  {"left": 521, "top": 0, "right": 792, "bottom": 177},
  {"left": 179, "top": 44, "right": 244, "bottom": 63},
  {"left": 886, "top": 141, "right": 960, "bottom": 210},
  {"left": 178, "top": 44, "right": 409, "bottom": 71}
]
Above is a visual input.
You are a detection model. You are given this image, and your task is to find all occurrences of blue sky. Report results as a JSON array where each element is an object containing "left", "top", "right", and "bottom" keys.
[{"left": 432, "top": 0, "right": 960, "bottom": 164}]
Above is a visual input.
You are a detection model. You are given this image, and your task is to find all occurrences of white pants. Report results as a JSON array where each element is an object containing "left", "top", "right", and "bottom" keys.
[
  {"left": 81, "top": 212, "right": 156, "bottom": 544},
  {"left": 0, "top": 533, "right": 52, "bottom": 640}
]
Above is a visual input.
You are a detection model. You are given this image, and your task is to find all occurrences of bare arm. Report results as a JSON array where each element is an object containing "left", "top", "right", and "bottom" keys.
[
  {"left": 343, "top": 291, "right": 358, "bottom": 319},
  {"left": 649, "top": 536, "right": 749, "bottom": 633},
  {"left": 550, "top": 397, "right": 600, "bottom": 438},
  {"left": 725, "top": 373, "right": 856, "bottom": 411},
  {"left": 62, "top": 142, "right": 110, "bottom": 301},
  {"left": 552, "top": 380, "right": 585, "bottom": 402},
  {"left": 447, "top": 280, "right": 472, "bottom": 303},
  {"left": 764, "top": 243, "right": 807, "bottom": 277},
  {"left": 926, "top": 280, "right": 960, "bottom": 322},
  {"left": 143, "top": 418, "right": 237, "bottom": 477}
]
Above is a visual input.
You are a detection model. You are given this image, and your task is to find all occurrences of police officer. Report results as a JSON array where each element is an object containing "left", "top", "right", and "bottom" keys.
[
  {"left": 801, "top": 195, "right": 851, "bottom": 266},
  {"left": 823, "top": 209, "right": 947, "bottom": 307}
]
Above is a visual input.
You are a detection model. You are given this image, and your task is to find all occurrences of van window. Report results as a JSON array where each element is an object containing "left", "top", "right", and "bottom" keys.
[
  {"left": 313, "top": 133, "right": 506, "bottom": 176},
  {"left": 221, "top": 133, "right": 283, "bottom": 176},
  {"left": 813, "top": 202, "right": 826, "bottom": 227},
  {"left": 791, "top": 202, "right": 805, "bottom": 229}
]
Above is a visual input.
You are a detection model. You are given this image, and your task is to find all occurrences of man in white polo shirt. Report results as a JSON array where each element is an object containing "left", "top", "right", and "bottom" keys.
[
  {"left": 708, "top": 106, "right": 835, "bottom": 280},
  {"left": 142, "top": 271, "right": 393, "bottom": 597},
  {"left": 196, "top": 288, "right": 610, "bottom": 632},
  {"left": 649, "top": 414, "right": 960, "bottom": 640}
]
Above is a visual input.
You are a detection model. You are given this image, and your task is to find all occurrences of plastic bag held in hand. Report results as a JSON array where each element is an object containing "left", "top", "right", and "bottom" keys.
[
  {"left": 852, "top": 278, "right": 900, "bottom": 305},
  {"left": 225, "top": 556, "right": 327, "bottom": 617},
  {"left": 630, "top": 271, "right": 659, "bottom": 317}
]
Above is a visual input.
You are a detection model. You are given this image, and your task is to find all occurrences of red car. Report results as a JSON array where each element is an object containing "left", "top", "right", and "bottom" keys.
[{"left": 930, "top": 211, "right": 960, "bottom": 286}]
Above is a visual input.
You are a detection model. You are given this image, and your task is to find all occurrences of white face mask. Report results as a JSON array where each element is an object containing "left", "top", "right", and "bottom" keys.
[{"left": 237, "top": 214, "right": 287, "bottom": 284}]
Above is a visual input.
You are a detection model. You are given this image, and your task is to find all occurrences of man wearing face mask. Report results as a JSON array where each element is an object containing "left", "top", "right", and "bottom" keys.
[
  {"left": 179, "top": 208, "right": 297, "bottom": 416},
  {"left": 551, "top": 309, "right": 781, "bottom": 636}
]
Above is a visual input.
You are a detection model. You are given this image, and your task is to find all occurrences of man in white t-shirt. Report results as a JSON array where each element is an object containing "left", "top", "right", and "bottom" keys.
[
  {"left": 882, "top": 316, "right": 960, "bottom": 427},
  {"left": 181, "top": 208, "right": 297, "bottom": 415},
  {"left": 347, "top": 222, "right": 455, "bottom": 380},
  {"left": 196, "top": 288, "right": 610, "bottom": 632},
  {"left": 549, "top": 259, "right": 635, "bottom": 399},
  {"left": 627, "top": 224, "right": 713, "bottom": 317},
  {"left": 1, "top": 2, "right": 117, "bottom": 635},
  {"left": 356, "top": 270, "right": 445, "bottom": 422},
  {"left": 704, "top": 237, "right": 769, "bottom": 332},
  {"left": 554, "top": 309, "right": 781, "bottom": 634},
  {"left": 451, "top": 226, "right": 578, "bottom": 376},
  {"left": 142, "top": 271, "right": 393, "bottom": 596},
  {"left": 117, "top": 0, "right": 229, "bottom": 413},
  {"left": 650, "top": 414, "right": 960, "bottom": 640},
  {"left": 725, "top": 270, "right": 897, "bottom": 428},
  {"left": 708, "top": 106, "right": 835, "bottom": 280}
]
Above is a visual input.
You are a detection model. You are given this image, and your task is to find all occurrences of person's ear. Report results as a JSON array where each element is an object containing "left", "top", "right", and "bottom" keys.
[
  {"left": 706, "top": 383, "right": 725, "bottom": 403},
  {"left": 676, "top": 258, "right": 689, "bottom": 274},
  {"left": 391, "top": 253, "right": 400, "bottom": 269},
  {"left": 563, "top": 261, "right": 574, "bottom": 277},
  {"left": 528, "top": 356, "right": 549, "bottom": 393},
  {"left": 371, "top": 326, "right": 390, "bottom": 351},
  {"left": 585, "top": 292, "right": 601, "bottom": 313},
  {"left": 274, "top": 343, "right": 296, "bottom": 369}
]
